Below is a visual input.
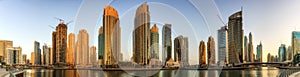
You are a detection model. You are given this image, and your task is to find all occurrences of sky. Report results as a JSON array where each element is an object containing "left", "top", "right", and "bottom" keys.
[{"left": 1, "top": 0, "right": 300, "bottom": 65}]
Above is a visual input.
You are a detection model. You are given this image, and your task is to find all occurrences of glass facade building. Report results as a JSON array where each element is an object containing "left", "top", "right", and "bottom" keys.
[
  {"left": 256, "top": 42, "right": 262, "bottom": 62},
  {"left": 278, "top": 44, "right": 286, "bottom": 62},
  {"left": 217, "top": 26, "right": 227, "bottom": 64},
  {"left": 292, "top": 31, "right": 300, "bottom": 58},
  {"left": 162, "top": 24, "right": 172, "bottom": 66}
]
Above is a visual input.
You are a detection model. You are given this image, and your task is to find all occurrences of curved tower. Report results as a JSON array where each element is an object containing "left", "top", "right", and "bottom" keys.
[
  {"left": 133, "top": 3, "right": 150, "bottom": 65},
  {"left": 207, "top": 36, "right": 216, "bottom": 65},
  {"left": 199, "top": 40, "right": 206, "bottom": 66},
  {"left": 228, "top": 11, "right": 243, "bottom": 64},
  {"left": 103, "top": 6, "right": 121, "bottom": 66}
]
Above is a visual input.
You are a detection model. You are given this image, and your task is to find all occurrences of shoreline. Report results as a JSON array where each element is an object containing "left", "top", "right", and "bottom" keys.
[{"left": 23, "top": 67, "right": 251, "bottom": 71}]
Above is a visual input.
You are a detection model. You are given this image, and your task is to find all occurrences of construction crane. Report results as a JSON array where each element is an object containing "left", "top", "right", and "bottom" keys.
[
  {"left": 217, "top": 14, "right": 227, "bottom": 26},
  {"left": 54, "top": 17, "right": 64, "bottom": 24},
  {"left": 65, "top": 20, "right": 73, "bottom": 25},
  {"left": 54, "top": 17, "right": 73, "bottom": 26},
  {"left": 48, "top": 25, "right": 55, "bottom": 29}
]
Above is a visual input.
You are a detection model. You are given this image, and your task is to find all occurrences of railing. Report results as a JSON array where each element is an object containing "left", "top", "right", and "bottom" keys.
[{"left": 278, "top": 69, "right": 300, "bottom": 77}]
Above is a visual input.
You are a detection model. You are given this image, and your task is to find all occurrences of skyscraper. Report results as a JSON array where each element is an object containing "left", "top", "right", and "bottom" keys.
[
  {"left": 228, "top": 11, "right": 244, "bottom": 64},
  {"left": 34, "top": 41, "right": 41, "bottom": 65},
  {"left": 162, "top": 24, "right": 172, "bottom": 66},
  {"left": 98, "top": 26, "right": 104, "bottom": 65},
  {"left": 256, "top": 42, "right": 263, "bottom": 62},
  {"left": 278, "top": 44, "right": 286, "bottom": 62},
  {"left": 76, "top": 29, "right": 89, "bottom": 65},
  {"left": 22, "top": 54, "right": 27, "bottom": 64},
  {"left": 207, "top": 36, "right": 216, "bottom": 65},
  {"left": 67, "top": 33, "right": 75, "bottom": 65},
  {"left": 103, "top": 6, "right": 121, "bottom": 66},
  {"left": 217, "top": 26, "right": 227, "bottom": 64},
  {"left": 0, "top": 40, "right": 13, "bottom": 62},
  {"left": 287, "top": 46, "right": 293, "bottom": 61},
  {"left": 52, "top": 31, "right": 57, "bottom": 65},
  {"left": 6, "top": 47, "right": 22, "bottom": 65},
  {"left": 244, "top": 36, "right": 248, "bottom": 62},
  {"left": 248, "top": 33, "right": 254, "bottom": 62},
  {"left": 292, "top": 31, "right": 300, "bottom": 58},
  {"left": 55, "top": 23, "right": 68, "bottom": 64},
  {"left": 267, "top": 53, "right": 271, "bottom": 62},
  {"left": 47, "top": 47, "right": 52, "bottom": 65},
  {"left": 42, "top": 44, "right": 48, "bottom": 65},
  {"left": 174, "top": 35, "right": 189, "bottom": 66},
  {"left": 31, "top": 52, "right": 35, "bottom": 65},
  {"left": 199, "top": 40, "right": 206, "bottom": 66},
  {"left": 150, "top": 24, "right": 160, "bottom": 65},
  {"left": 150, "top": 24, "right": 159, "bottom": 59},
  {"left": 133, "top": 3, "right": 150, "bottom": 65},
  {"left": 90, "top": 46, "right": 97, "bottom": 65}
]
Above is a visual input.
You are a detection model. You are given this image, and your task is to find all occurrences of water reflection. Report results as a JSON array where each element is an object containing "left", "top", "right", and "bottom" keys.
[{"left": 24, "top": 67, "right": 283, "bottom": 77}]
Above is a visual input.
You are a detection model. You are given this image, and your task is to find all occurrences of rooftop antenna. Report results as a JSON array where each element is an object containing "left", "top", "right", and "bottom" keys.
[{"left": 241, "top": 6, "right": 243, "bottom": 11}]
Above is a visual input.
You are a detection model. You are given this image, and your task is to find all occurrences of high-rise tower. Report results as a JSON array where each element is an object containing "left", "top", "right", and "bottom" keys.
[
  {"left": 228, "top": 11, "right": 244, "bottom": 64},
  {"left": 248, "top": 33, "right": 254, "bottom": 62},
  {"left": 217, "top": 26, "right": 228, "bottom": 64},
  {"left": 103, "top": 6, "right": 121, "bottom": 66},
  {"left": 207, "top": 36, "right": 216, "bottom": 65},
  {"left": 67, "top": 33, "right": 75, "bottom": 65},
  {"left": 150, "top": 24, "right": 159, "bottom": 59},
  {"left": 55, "top": 23, "right": 68, "bottom": 64},
  {"left": 133, "top": 3, "right": 150, "bottom": 65},
  {"left": 76, "top": 29, "right": 89, "bottom": 65},
  {"left": 98, "top": 26, "right": 104, "bottom": 65},
  {"left": 199, "top": 40, "right": 206, "bottom": 66},
  {"left": 162, "top": 24, "right": 172, "bottom": 66}
]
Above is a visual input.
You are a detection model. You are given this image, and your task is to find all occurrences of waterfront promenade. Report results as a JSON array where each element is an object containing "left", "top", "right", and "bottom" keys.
[{"left": 290, "top": 71, "right": 300, "bottom": 77}]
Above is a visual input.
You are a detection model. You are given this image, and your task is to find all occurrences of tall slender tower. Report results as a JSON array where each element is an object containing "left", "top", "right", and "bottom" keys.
[
  {"left": 199, "top": 40, "right": 206, "bottom": 66},
  {"left": 34, "top": 41, "right": 41, "bottom": 65},
  {"left": 174, "top": 35, "right": 189, "bottom": 66},
  {"left": 248, "top": 33, "right": 254, "bottom": 62},
  {"left": 150, "top": 24, "right": 159, "bottom": 60},
  {"left": 244, "top": 36, "right": 248, "bottom": 62},
  {"left": 42, "top": 44, "right": 48, "bottom": 65},
  {"left": 76, "top": 29, "right": 89, "bottom": 65},
  {"left": 31, "top": 52, "right": 35, "bottom": 65},
  {"left": 55, "top": 23, "right": 68, "bottom": 64},
  {"left": 103, "top": 6, "right": 121, "bottom": 66},
  {"left": 292, "top": 31, "right": 300, "bottom": 59},
  {"left": 217, "top": 26, "right": 228, "bottom": 64},
  {"left": 228, "top": 11, "right": 243, "bottom": 64},
  {"left": 256, "top": 42, "right": 263, "bottom": 62},
  {"left": 67, "top": 33, "right": 75, "bottom": 65},
  {"left": 162, "top": 24, "right": 172, "bottom": 66},
  {"left": 278, "top": 44, "right": 286, "bottom": 62},
  {"left": 133, "top": 3, "right": 150, "bottom": 65},
  {"left": 98, "top": 26, "right": 104, "bottom": 65},
  {"left": 207, "top": 36, "right": 216, "bottom": 65},
  {"left": 90, "top": 46, "right": 97, "bottom": 65},
  {"left": 52, "top": 31, "right": 57, "bottom": 65}
]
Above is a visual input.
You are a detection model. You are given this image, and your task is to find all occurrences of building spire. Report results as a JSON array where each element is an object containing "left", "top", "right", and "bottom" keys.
[{"left": 241, "top": 6, "right": 243, "bottom": 11}]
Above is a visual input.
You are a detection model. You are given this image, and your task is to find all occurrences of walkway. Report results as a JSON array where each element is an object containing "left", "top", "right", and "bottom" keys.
[
  {"left": 290, "top": 71, "right": 300, "bottom": 77},
  {"left": 0, "top": 69, "right": 8, "bottom": 77}
]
